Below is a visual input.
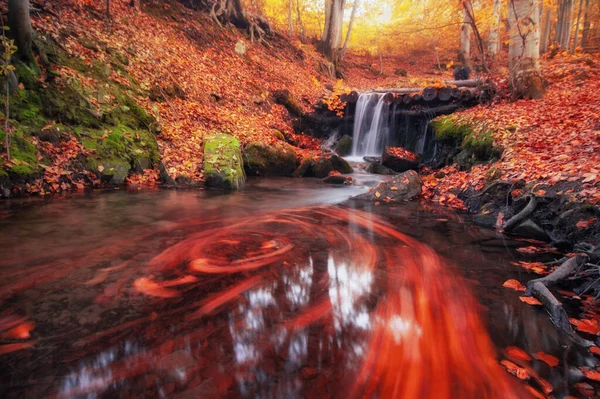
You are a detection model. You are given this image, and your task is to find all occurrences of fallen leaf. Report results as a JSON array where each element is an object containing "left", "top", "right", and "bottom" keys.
[
  {"left": 580, "top": 367, "right": 600, "bottom": 381},
  {"left": 500, "top": 359, "right": 530, "bottom": 380},
  {"left": 375, "top": 191, "right": 381, "bottom": 198},
  {"left": 505, "top": 346, "right": 532, "bottom": 361},
  {"left": 590, "top": 346, "right": 600, "bottom": 355},
  {"left": 574, "top": 382, "right": 595, "bottom": 396},
  {"left": 133, "top": 277, "right": 178, "bottom": 298},
  {"left": 519, "top": 296, "right": 542, "bottom": 306},
  {"left": 533, "top": 352, "right": 559, "bottom": 367},
  {"left": 0, "top": 321, "right": 35, "bottom": 340},
  {"left": 503, "top": 279, "right": 526, "bottom": 291}
]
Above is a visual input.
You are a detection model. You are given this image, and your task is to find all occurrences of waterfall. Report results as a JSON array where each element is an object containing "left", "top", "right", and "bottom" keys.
[
  {"left": 349, "top": 92, "right": 440, "bottom": 162},
  {"left": 351, "top": 93, "right": 392, "bottom": 157}
]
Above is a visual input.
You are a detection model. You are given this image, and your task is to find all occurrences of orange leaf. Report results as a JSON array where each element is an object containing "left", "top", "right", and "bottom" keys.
[
  {"left": 519, "top": 296, "right": 542, "bottom": 306},
  {"left": 580, "top": 367, "right": 600, "bottom": 381},
  {"left": 505, "top": 346, "right": 532, "bottom": 361},
  {"left": 500, "top": 359, "right": 530, "bottom": 380},
  {"left": 590, "top": 346, "right": 600, "bottom": 355},
  {"left": 502, "top": 279, "right": 526, "bottom": 291},
  {"left": 535, "top": 190, "right": 546, "bottom": 196},
  {"left": 574, "top": 382, "right": 595, "bottom": 396},
  {"left": 533, "top": 352, "right": 559, "bottom": 367},
  {"left": 133, "top": 277, "right": 178, "bottom": 298},
  {"left": 375, "top": 191, "right": 381, "bottom": 198},
  {"left": 0, "top": 321, "right": 35, "bottom": 340}
]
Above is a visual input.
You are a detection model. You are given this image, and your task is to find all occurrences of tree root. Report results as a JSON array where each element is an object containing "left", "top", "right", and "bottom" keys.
[
  {"left": 471, "top": 180, "right": 513, "bottom": 198},
  {"left": 526, "top": 255, "right": 585, "bottom": 332},
  {"left": 502, "top": 194, "right": 537, "bottom": 232}
]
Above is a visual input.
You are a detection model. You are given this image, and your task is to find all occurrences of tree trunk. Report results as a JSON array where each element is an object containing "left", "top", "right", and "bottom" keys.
[
  {"left": 295, "top": 0, "right": 305, "bottom": 41},
  {"left": 321, "top": 0, "right": 345, "bottom": 64},
  {"left": 340, "top": 0, "right": 359, "bottom": 60},
  {"left": 322, "top": 0, "right": 332, "bottom": 42},
  {"left": 489, "top": 0, "right": 502, "bottom": 55},
  {"left": 540, "top": 10, "right": 551, "bottom": 52},
  {"left": 288, "top": 0, "right": 293, "bottom": 36},
  {"left": 556, "top": 0, "right": 574, "bottom": 49},
  {"left": 8, "top": 0, "right": 34, "bottom": 64},
  {"left": 581, "top": 0, "right": 591, "bottom": 48},
  {"left": 459, "top": 5, "right": 472, "bottom": 66},
  {"left": 106, "top": 0, "right": 111, "bottom": 19},
  {"left": 508, "top": 0, "right": 544, "bottom": 99},
  {"left": 573, "top": 0, "right": 584, "bottom": 52}
]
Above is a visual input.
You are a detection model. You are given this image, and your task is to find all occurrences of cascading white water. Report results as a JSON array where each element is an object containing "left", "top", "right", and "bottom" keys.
[{"left": 351, "top": 93, "right": 392, "bottom": 157}]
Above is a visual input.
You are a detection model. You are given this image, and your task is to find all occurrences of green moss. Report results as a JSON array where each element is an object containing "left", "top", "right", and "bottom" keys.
[
  {"left": 9, "top": 90, "right": 45, "bottom": 127},
  {"left": 0, "top": 128, "right": 40, "bottom": 176},
  {"left": 431, "top": 116, "right": 473, "bottom": 143},
  {"left": 14, "top": 62, "right": 40, "bottom": 90},
  {"left": 40, "top": 84, "right": 101, "bottom": 128},
  {"left": 243, "top": 141, "right": 297, "bottom": 176},
  {"left": 463, "top": 130, "right": 495, "bottom": 160},
  {"left": 104, "top": 93, "right": 156, "bottom": 132},
  {"left": 204, "top": 133, "right": 245, "bottom": 190}
]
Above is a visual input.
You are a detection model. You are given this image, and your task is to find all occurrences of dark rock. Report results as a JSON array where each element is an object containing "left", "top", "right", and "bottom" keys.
[
  {"left": 366, "top": 163, "right": 396, "bottom": 175},
  {"left": 455, "top": 149, "right": 474, "bottom": 171},
  {"left": 335, "top": 135, "right": 352, "bottom": 156},
  {"left": 100, "top": 160, "right": 130, "bottom": 185},
  {"left": 394, "top": 68, "right": 408, "bottom": 77},
  {"left": 159, "top": 162, "right": 176, "bottom": 185},
  {"left": 363, "top": 156, "right": 381, "bottom": 163},
  {"left": 293, "top": 155, "right": 313, "bottom": 177},
  {"left": 329, "top": 154, "right": 353, "bottom": 174},
  {"left": 204, "top": 133, "right": 245, "bottom": 190},
  {"left": 34, "top": 126, "right": 63, "bottom": 144},
  {"left": 175, "top": 174, "right": 194, "bottom": 186},
  {"left": 512, "top": 219, "right": 550, "bottom": 242},
  {"left": 353, "top": 170, "right": 422, "bottom": 202},
  {"left": 382, "top": 147, "right": 419, "bottom": 172},
  {"left": 322, "top": 175, "right": 353, "bottom": 185},
  {"left": 243, "top": 141, "right": 298, "bottom": 176},
  {"left": 80, "top": 37, "right": 99, "bottom": 51},
  {"left": 312, "top": 157, "right": 334, "bottom": 178}
]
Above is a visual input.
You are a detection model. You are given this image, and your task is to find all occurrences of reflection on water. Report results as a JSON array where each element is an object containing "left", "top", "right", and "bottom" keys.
[{"left": 0, "top": 180, "right": 593, "bottom": 398}]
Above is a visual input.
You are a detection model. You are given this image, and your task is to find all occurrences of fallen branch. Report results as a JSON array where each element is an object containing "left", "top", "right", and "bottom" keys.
[
  {"left": 502, "top": 194, "right": 537, "bottom": 232},
  {"left": 525, "top": 255, "right": 585, "bottom": 331}
]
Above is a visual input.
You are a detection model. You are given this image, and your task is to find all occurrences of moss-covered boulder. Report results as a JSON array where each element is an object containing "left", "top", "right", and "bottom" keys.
[
  {"left": 312, "top": 154, "right": 353, "bottom": 178},
  {"left": 98, "top": 159, "right": 131, "bottom": 185},
  {"left": 203, "top": 134, "right": 245, "bottom": 190},
  {"left": 335, "top": 135, "right": 352, "bottom": 157},
  {"left": 293, "top": 155, "right": 313, "bottom": 177},
  {"left": 244, "top": 141, "right": 298, "bottom": 176}
]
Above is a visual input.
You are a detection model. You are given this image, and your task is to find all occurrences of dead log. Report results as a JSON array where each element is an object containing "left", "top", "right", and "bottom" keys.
[
  {"left": 444, "top": 78, "right": 484, "bottom": 87},
  {"left": 394, "top": 104, "right": 461, "bottom": 117},
  {"left": 526, "top": 255, "right": 586, "bottom": 332},
  {"left": 422, "top": 87, "right": 437, "bottom": 102},
  {"left": 438, "top": 87, "right": 453, "bottom": 102}
]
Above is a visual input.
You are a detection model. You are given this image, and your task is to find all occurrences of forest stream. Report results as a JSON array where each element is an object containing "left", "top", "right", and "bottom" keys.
[{"left": 0, "top": 175, "right": 594, "bottom": 399}]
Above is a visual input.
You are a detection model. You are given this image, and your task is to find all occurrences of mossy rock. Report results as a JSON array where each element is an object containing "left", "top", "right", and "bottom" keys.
[
  {"left": 243, "top": 141, "right": 297, "bottom": 176},
  {"left": 40, "top": 84, "right": 101, "bottom": 128},
  {"left": 203, "top": 133, "right": 245, "bottom": 190},
  {"left": 431, "top": 116, "right": 473, "bottom": 143},
  {"left": 10, "top": 90, "right": 45, "bottom": 127},
  {"left": 312, "top": 157, "right": 334, "bottom": 178},
  {"left": 329, "top": 154, "right": 353, "bottom": 174},
  {"left": 14, "top": 62, "right": 40, "bottom": 90},
  {"left": 292, "top": 155, "right": 313, "bottom": 177},
  {"left": 98, "top": 159, "right": 131, "bottom": 185},
  {"left": 104, "top": 93, "right": 157, "bottom": 132},
  {"left": 335, "top": 135, "right": 352, "bottom": 157}
]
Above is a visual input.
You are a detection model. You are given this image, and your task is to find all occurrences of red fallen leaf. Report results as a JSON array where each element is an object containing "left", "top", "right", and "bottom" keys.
[
  {"left": 533, "top": 352, "right": 559, "bottom": 367},
  {"left": 503, "top": 279, "right": 526, "bottom": 291},
  {"left": 505, "top": 346, "right": 532, "bottom": 361},
  {"left": 500, "top": 359, "right": 530, "bottom": 380},
  {"left": 519, "top": 296, "right": 542, "bottom": 306},
  {"left": 535, "top": 189, "right": 546, "bottom": 196},
  {"left": 133, "top": 277, "right": 178, "bottom": 298},
  {"left": 590, "top": 346, "right": 600, "bottom": 355},
  {"left": 576, "top": 218, "right": 597, "bottom": 229},
  {"left": 574, "top": 382, "right": 595, "bottom": 396},
  {"left": 569, "top": 318, "right": 600, "bottom": 335},
  {"left": 580, "top": 367, "right": 600, "bottom": 381},
  {"left": 0, "top": 341, "right": 35, "bottom": 355},
  {"left": 517, "top": 246, "right": 541, "bottom": 254},
  {"left": 0, "top": 321, "right": 35, "bottom": 340}
]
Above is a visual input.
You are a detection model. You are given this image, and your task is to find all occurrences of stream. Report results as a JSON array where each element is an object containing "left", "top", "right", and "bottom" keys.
[{"left": 0, "top": 176, "right": 595, "bottom": 398}]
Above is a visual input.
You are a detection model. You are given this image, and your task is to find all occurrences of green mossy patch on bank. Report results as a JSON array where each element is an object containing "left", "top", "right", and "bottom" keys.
[
  {"left": 431, "top": 115, "right": 503, "bottom": 170},
  {"left": 1, "top": 33, "right": 160, "bottom": 194}
]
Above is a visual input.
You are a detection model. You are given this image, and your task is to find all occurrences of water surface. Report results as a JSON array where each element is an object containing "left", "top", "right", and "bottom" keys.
[{"left": 0, "top": 178, "right": 595, "bottom": 398}]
